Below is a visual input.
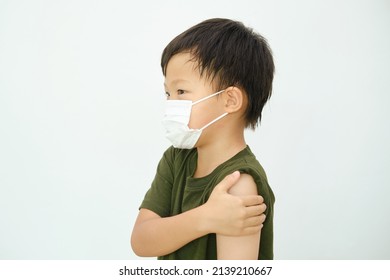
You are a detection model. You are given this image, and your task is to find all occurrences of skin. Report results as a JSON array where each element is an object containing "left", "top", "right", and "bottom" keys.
[{"left": 131, "top": 52, "right": 266, "bottom": 259}]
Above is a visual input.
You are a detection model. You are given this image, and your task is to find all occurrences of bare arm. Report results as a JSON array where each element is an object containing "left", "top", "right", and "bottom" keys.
[
  {"left": 217, "top": 173, "right": 264, "bottom": 260},
  {"left": 131, "top": 171, "right": 266, "bottom": 257}
]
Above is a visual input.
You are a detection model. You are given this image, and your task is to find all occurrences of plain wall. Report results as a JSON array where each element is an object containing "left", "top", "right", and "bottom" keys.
[{"left": 0, "top": 0, "right": 389, "bottom": 259}]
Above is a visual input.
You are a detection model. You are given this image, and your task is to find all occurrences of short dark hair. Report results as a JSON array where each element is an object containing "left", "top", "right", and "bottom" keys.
[{"left": 161, "top": 18, "right": 275, "bottom": 129}]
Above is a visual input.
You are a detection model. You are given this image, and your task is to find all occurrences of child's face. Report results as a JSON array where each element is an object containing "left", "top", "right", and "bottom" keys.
[{"left": 164, "top": 52, "right": 226, "bottom": 132}]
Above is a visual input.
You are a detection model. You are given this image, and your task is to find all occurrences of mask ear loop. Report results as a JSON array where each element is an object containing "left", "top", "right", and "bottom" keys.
[
  {"left": 191, "top": 89, "right": 227, "bottom": 130},
  {"left": 192, "top": 90, "right": 225, "bottom": 105},
  {"left": 200, "top": 112, "right": 228, "bottom": 130}
]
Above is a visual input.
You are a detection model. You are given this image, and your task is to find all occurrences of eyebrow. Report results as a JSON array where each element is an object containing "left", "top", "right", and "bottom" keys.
[{"left": 164, "top": 79, "right": 191, "bottom": 88}]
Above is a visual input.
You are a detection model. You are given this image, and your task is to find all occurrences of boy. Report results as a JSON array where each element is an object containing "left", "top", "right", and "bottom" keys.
[{"left": 131, "top": 18, "right": 275, "bottom": 260}]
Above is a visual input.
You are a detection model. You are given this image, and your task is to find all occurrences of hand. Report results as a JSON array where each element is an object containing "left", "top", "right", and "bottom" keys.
[{"left": 201, "top": 171, "right": 267, "bottom": 236}]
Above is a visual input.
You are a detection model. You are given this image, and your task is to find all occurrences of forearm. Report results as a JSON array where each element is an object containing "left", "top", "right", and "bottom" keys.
[{"left": 131, "top": 206, "right": 210, "bottom": 257}]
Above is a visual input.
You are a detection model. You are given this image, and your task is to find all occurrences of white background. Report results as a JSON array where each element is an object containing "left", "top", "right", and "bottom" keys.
[{"left": 0, "top": 0, "right": 389, "bottom": 259}]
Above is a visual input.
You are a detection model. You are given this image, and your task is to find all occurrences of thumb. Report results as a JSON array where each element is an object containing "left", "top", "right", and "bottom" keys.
[{"left": 215, "top": 171, "right": 240, "bottom": 193}]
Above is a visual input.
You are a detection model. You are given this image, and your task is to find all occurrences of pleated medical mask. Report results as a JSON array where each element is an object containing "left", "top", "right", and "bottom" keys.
[{"left": 162, "top": 90, "right": 228, "bottom": 149}]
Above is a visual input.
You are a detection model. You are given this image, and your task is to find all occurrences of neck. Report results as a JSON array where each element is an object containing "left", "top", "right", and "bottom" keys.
[{"left": 194, "top": 131, "right": 246, "bottom": 178}]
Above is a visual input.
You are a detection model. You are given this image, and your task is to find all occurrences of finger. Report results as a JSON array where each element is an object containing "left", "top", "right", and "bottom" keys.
[
  {"left": 240, "top": 195, "right": 264, "bottom": 206},
  {"left": 245, "top": 204, "right": 267, "bottom": 218},
  {"left": 243, "top": 215, "right": 264, "bottom": 228},
  {"left": 214, "top": 171, "right": 241, "bottom": 192},
  {"left": 241, "top": 224, "right": 263, "bottom": 236}
]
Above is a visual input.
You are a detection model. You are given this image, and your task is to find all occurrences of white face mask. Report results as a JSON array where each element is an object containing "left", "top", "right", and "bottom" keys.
[{"left": 162, "top": 90, "right": 228, "bottom": 149}]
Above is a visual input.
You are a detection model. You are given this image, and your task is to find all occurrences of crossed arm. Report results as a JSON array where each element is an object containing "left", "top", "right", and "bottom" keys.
[{"left": 131, "top": 171, "right": 265, "bottom": 259}]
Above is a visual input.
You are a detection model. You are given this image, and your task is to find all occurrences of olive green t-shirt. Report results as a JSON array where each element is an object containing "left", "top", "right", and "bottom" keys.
[{"left": 140, "top": 145, "right": 275, "bottom": 260}]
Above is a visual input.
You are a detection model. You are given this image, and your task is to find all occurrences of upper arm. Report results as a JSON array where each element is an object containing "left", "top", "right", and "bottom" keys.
[{"left": 216, "top": 173, "right": 261, "bottom": 260}]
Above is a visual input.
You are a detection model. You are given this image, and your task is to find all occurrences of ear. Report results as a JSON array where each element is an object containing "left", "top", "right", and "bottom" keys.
[{"left": 223, "top": 86, "right": 245, "bottom": 113}]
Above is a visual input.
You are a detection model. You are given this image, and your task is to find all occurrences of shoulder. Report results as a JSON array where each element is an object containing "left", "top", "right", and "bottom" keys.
[
  {"left": 228, "top": 173, "right": 258, "bottom": 196},
  {"left": 215, "top": 146, "right": 266, "bottom": 184},
  {"left": 212, "top": 146, "right": 273, "bottom": 200}
]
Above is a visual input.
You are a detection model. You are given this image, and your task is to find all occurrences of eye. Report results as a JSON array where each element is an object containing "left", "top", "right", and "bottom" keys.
[
  {"left": 177, "top": 89, "right": 185, "bottom": 95},
  {"left": 165, "top": 91, "right": 170, "bottom": 97}
]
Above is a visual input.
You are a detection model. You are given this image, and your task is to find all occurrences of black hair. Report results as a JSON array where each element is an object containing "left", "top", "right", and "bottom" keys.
[{"left": 161, "top": 18, "right": 275, "bottom": 129}]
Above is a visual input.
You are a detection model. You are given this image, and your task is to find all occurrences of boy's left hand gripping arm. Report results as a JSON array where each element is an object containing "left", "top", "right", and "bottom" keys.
[{"left": 216, "top": 173, "right": 262, "bottom": 260}]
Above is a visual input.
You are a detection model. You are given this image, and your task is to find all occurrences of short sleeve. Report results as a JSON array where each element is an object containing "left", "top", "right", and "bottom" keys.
[{"left": 139, "top": 147, "right": 175, "bottom": 217}]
